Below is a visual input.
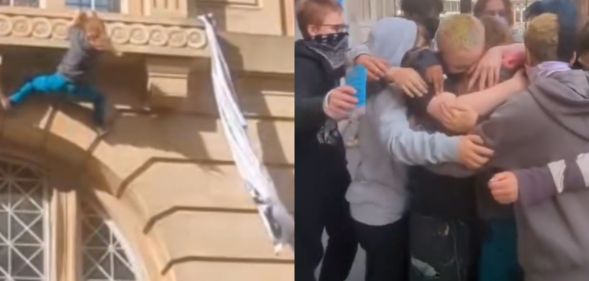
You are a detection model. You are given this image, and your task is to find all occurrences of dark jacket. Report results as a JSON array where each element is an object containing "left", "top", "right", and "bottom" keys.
[
  {"left": 401, "top": 48, "right": 479, "bottom": 220},
  {"left": 295, "top": 40, "right": 348, "bottom": 182}
]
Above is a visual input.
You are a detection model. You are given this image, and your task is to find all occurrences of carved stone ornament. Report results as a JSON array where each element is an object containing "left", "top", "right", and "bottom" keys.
[{"left": 0, "top": 14, "right": 207, "bottom": 51}]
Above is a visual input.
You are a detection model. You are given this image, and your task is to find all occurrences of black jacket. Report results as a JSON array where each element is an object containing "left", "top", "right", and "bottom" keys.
[{"left": 295, "top": 40, "right": 347, "bottom": 178}]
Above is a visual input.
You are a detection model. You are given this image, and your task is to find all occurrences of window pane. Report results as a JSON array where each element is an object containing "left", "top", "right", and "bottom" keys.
[
  {"left": 0, "top": 160, "right": 46, "bottom": 281},
  {"left": 66, "top": 0, "right": 120, "bottom": 13},
  {"left": 14, "top": 0, "right": 38, "bottom": 7},
  {"left": 0, "top": 0, "right": 39, "bottom": 7},
  {"left": 81, "top": 202, "right": 137, "bottom": 281}
]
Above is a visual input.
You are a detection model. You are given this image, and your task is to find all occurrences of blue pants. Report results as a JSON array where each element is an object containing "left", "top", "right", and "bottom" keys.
[
  {"left": 479, "top": 218, "right": 523, "bottom": 281},
  {"left": 9, "top": 73, "right": 106, "bottom": 126}
]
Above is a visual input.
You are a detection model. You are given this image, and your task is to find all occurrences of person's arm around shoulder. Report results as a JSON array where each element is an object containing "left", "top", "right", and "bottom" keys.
[
  {"left": 370, "top": 88, "right": 492, "bottom": 169},
  {"left": 370, "top": 88, "right": 458, "bottom": 165},
  {"left": 428, "top": 70, "right": 528, "bottom": 133}
]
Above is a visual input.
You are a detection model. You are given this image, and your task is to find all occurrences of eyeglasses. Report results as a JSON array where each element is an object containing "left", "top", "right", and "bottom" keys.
[{"left": 318, "top": 24, "right": 349, "bottom": 33}]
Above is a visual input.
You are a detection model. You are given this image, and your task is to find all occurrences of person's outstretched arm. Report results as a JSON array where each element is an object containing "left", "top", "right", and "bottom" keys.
[{"left": 488, "top": 153, "right": 589, "bottom": 206}]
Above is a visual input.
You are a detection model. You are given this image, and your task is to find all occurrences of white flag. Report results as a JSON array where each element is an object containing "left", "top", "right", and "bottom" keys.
[{"left": 198, "top": 15, "right": 295, "bottom": 252}]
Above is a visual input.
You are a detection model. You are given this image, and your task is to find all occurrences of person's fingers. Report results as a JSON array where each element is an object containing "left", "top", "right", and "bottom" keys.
[
  {"left": 365, "top": 63, "right": 383, "bottom": 79},
  {"left": 332, "top": 97, "right": 357, "bottom": 109},
  {"left": 468, "top": 64, "right": 481, "bottom": 90},
  {"left": 333, "top": 94, "right": 359, "bottom": 106},
  {"left": 406, "top": 83, "right": 423, "bottom": 98},
  {"left": 414, "top": 75, "right": 428, "bottom": 94},
  {"left": 338, "top": 86, "right": 357, "bottom": 95},
  {"left": 334, "top": 97, "right": 358, "bottom": 108},
  {"left": 440, "top": 102, "right": 454, "bottom": 122},
  {"left": 375, "top": 59, "right": 390, "bottom": 74},
  {"left": 490, "top": 172, "right": 511, "bottom": 183},
  {"left": 491, "top": 187, "right": 514, "bottom": 196},
  {"left": 409, "top": 78, "right": 427, "bottom": 97},
  {"left": 469, "top": 153, "right": 490, "bottom": 167},
  {"left": 467, "top": 134, "right": 485, "bottom": 145},
  {"left": 472, "top": 144, "right": 495, "bottom": 158},
  {"left": 367, "top": 72, "right": 380, "bottom": 82},
  {"left": 488, "top": 180, "right": 503, "bottom": 190},
  {"left": 478, "top": 66, "right": 489, "bottom": 91},
  {"left": 401, "top": 85, "right": 415, "bottom": 98},
  {"left": 484, "top": 67, "right": 493, "bottom": 89},
  {"left": 494, "top": 65, "right": 501, "bottom": 86}
]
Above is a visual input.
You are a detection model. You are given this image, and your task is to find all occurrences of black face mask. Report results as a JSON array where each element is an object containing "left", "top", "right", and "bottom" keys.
[{"left": 303, "top": 32, "right": 349, "bottom": 72}]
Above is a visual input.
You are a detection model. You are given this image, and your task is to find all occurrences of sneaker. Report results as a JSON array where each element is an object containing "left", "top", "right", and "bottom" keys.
[{"left": 95, "top": 126, "right": 110, "bottom": 138}]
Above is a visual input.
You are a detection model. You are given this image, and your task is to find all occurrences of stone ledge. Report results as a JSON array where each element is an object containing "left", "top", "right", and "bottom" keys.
[{"left": 0, "top": 7, "right": 208, "bottom": 58}]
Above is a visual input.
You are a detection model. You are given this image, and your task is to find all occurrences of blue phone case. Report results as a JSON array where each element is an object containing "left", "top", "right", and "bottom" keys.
[{"left": 346, "top": 65, "right": 368, "bottom": 108}]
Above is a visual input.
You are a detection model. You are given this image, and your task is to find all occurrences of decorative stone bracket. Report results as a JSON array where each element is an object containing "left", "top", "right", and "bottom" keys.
[{"left": 0, "top": 9, "right": 209, "bottom": 107}]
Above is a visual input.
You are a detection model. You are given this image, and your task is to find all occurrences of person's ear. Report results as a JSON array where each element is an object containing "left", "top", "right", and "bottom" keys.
[{"left": 306, "top": 25, "right": 319, "bottom": 38}]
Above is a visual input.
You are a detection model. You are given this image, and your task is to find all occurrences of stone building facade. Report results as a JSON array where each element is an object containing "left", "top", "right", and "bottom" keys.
[{"left": 0, "top": 0, "right": 294, "bottom": 280}]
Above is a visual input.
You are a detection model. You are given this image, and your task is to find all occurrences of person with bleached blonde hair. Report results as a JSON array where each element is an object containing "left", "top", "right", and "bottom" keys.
[{"left": 1, "top": 11, "right": 120, "bottom": 135}]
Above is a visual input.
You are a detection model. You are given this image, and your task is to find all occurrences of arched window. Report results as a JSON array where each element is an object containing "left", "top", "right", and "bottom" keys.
[{"left": 0, "top": 156, "right": 139, "bottom": 281}]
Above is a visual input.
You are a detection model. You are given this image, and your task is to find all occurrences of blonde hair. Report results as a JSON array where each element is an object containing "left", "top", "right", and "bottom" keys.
[
  {"left": 524, "top": 13, "right": 559, "bottom": 62},
  {"left": 82, "top": 13, "right": 116, "bottom": 53},
  {"left": 436, "top": 15, "right": 485, "bottom": 52}
]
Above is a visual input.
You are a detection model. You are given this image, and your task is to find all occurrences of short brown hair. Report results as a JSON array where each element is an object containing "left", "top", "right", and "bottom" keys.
[
  {"left": 436, "top": 15, "right": 485, "bottom": 53},
  {"left": 473, "top": 0, "right": 514, "bottom": 26},
  {"left": 296, "top": 0, "right": 342, "bottom": 38},
  {"left": 525, "top": 13, "right": 559, "bottom": 62},
  {"left": 480, "top": 15, "right": 514, "bottom": 49}
]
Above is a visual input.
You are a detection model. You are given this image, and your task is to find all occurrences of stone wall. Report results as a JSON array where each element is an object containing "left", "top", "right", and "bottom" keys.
[{"left": 0, "top": 32, "right": 294, "bottom": 281}]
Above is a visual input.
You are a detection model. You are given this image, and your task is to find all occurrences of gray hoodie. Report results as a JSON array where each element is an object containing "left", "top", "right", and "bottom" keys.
[
  {"left": 474, "top": 70, "right": 589, "bottom": 281},
  {"left": 346, "top": 17, "right": 461, "bottom": 226}
]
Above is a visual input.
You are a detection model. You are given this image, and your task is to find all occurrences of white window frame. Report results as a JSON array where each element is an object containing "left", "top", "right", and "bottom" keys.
[
  {"left": 65, "top": 0, "right": 127, "bottom": 14},
  {"left": 2, "top": 0, "right": 43, "bottom": 8}
]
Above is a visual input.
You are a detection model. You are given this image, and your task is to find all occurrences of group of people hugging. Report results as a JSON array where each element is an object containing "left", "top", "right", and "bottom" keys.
[{"left": 295, "top": 0, "right": 589, "bottom": 281}]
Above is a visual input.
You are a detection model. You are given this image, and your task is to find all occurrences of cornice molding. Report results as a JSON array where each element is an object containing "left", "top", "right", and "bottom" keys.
[{"left": 0, "top": 10, "right": 208, "bottom": 58}]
